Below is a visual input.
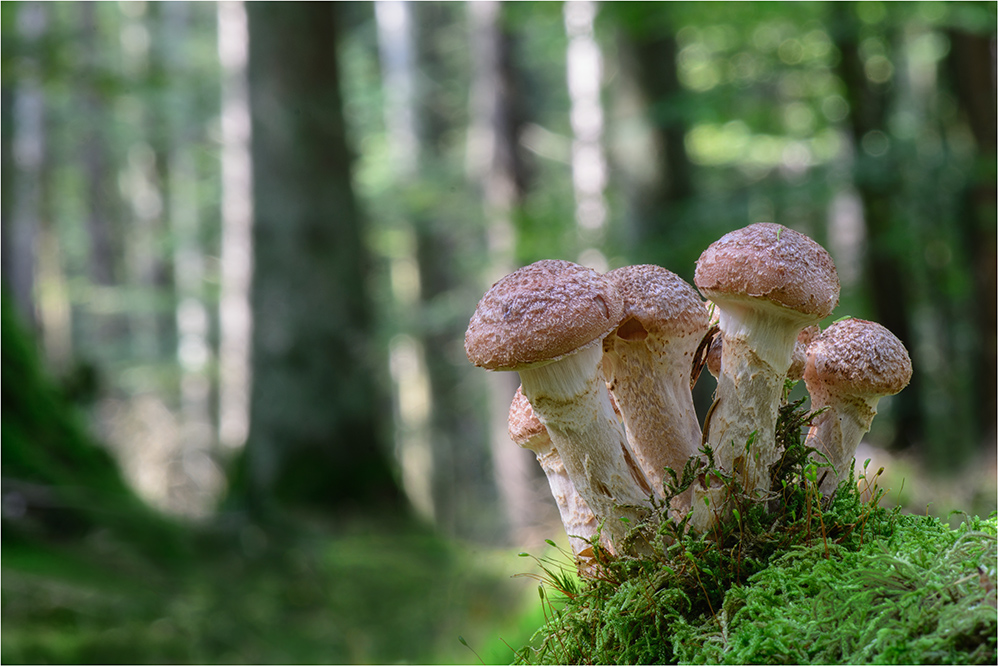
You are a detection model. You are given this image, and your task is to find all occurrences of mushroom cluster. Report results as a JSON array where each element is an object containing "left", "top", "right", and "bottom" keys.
[{"left": 465, "top": 223, "right": 912, "bottom": 559}]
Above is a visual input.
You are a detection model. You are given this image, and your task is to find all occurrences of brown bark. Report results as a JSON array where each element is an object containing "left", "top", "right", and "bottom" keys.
[
  {"left": 946, "top": 29, "right": 997, "bottom": 444},
  {"left": 243, "top": 2, "right": 400, "bottom": 512},
  {"left": 833, "top": 3, "right": 921, "bottom": 449}
]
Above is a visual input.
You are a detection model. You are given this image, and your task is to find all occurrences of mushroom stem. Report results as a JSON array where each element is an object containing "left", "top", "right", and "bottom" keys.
[
  {"left": 804, "top": 396, "right": 877, "bottom": 494},
  {"left": 508, "top": 387, "right": 601, "bottom": 562},
  {"left": 703, "top": 301, "right": 805, "bottom": 493},
  {"left": 603, "top": 339, "right": 701, "bottom": 508},
  {"left": 518, "top": 341, "right": 654, "bottom": 547},
  {"left": 601, "top": 265, "right": 709, "bottom": 515}
]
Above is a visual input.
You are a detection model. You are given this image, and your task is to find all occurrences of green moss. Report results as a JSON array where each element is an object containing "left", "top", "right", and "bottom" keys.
[{"left": 515, "top": 396, "right": 998, "bottom": 665}]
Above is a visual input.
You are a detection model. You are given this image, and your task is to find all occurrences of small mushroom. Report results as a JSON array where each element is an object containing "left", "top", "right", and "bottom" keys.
[
  {"left": 803, "top": 318, "right": 912, "bottom": 495},
  {"left": 508, "top": 386, "right": 600, "bottom": 560},
  {"left": 692, "top": 223, "right": 839, "bottom": 530},
  {"left": 465, "top": 260, "right": 654, "bottom": 549},
  {"left": 602, "top": 265, "right": 709, "bottom": 511}
]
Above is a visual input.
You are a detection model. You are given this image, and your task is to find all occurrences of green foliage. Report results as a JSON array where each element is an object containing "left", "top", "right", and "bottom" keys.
[
  {"left": 514, "top": 398, "right": 997, "bottom": 665},
  {"left": 1, "top": 293, "right": 188, "bottom": 566},
  {"left": 2, "top": 516, "right": 535, "bottom": 665}
]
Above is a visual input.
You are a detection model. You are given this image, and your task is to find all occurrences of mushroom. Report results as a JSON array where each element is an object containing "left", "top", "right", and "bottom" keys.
[
  {"left": 692, "top": 223, "right": 839, "bottom": 530},
  {"left": 803, "top": 318, "right": 912, "bottom": 495},
  {"left": 508, "top": 386, "right": 600, "bottom": 561},
  {"left": 465, "top": 259, "right": 655, "bottom": 549},
  {"left": 602, "top": 265, "right": 709, "bottom": 511}
]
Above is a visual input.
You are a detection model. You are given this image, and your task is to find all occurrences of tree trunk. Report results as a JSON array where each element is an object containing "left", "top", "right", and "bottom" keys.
[
  {"left": 467, "top": 0, "right": 546, "bottom": 545},
  {"left": 2, "top": 2, "right": 46, "bottom": 332},
  {"left": 217, "top": 0, "right": 254, "bottom": 455},
  {"left": 946, "top": 28, "right": 997, "bottom": 447},
  {"left": 243, "top": 1, "right": 400, "bottom": 512},
  {"left": 610, "top": 3, "right": 693, "bottom": 266},
  {"left": 833, "top": 3, "right": 921, "bottom": 450}
]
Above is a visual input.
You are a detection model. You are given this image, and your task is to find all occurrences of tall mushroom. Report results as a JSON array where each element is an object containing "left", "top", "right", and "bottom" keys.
[
  {"left": 465, "top": 260, "right": 654, "bottom": 549},
  {"left": 508, "top": 386, "right": 600, "bottom": 561},
  {"left": 803, "top": 318, "right": 912, "bottom": 495},
  {"left": 602, "top": 265, "right": 709, "bottom": 510},
  {"left": 693, "top": 223, "right": 839, "bottom": 530}
]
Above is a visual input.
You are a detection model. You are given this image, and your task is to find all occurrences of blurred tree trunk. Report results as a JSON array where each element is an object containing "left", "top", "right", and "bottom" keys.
[
  {"left": 156, "top": 1, "right": 220, "bottom": 517},
  {"left": 2, "top": 2, "right": 46, "bottom": 332},
  {"left": 833, "top": 3, "right": 921, "bottom": 450},
  {"left": 242, "top": 2, "right": 400, "bottom": 512},
  {"left": 612, "top": 3, "right": 694, "bottom": 266},
  {"left": 946, "top": 28, "right": 997, "bottom": 446},
  {"left": 467, "top": 0, "right": 542, "bottom": 544},
  {"left": 80, "top": 3, "right": 119, "bottom": 290},
  {"left": 411, "top": 2, "right": 505, "bottom": 541},
  {"left": 217, "top": 0, "right": 254, "bottom": 455}
]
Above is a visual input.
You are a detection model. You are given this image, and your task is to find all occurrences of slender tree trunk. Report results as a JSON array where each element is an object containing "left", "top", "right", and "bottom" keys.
[
  {"left": 613, "top": 5, "right": 694, "bottom": 265},
  {"left": 80, "top": 3, "right": 119, "bottom": 289},
  {"left": 564, "top": 0, "right": 609, "bottom": 270},
  {"left": 3, "top": 2, "right": 47, "bottom": 332},
  {"left": 411, "top": 2, "right": 503, "bottom": 541},
  {"left": 217, "top": 0, "right": 254, "bottom": 455},
  {"left": 243, "top": 1, "right": 400, "bottom": 512},
  {"left": 833, "top": 3, "right": 921, "bottom": 450},
  {"left": 467, "top": 0, "right": 545, "bottom": 545},
  {"left": 946, "top": 29, "right": 997, "bottom": 447},
  {"left": 374, "top": 0, "right": 436, "bottom": 523}
]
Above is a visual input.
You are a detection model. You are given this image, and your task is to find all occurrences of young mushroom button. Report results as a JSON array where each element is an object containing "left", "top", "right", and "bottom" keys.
[
  {"left": 692, "top": 223, "right": 839, "bottom": 531},
  {"left": 803, "top": 318, "right": 912, "bottom": 495},
  {"left": 602, "top": 265, "right": 708, "bottom": 513},
  {"left": 465, "top": 259, "right": 655, "bottom": 551}
]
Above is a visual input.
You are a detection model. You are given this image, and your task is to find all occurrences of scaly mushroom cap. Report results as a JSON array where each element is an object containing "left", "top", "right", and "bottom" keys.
[
  {"left": 605, "top": 265, "right": 708, "bottom": 342},
  {"left": 465, "top": 259, "right": 623, "bottom": 370},
  {"left": 805, "top": 318, "right": 912, "bottom": 399},
  {"left": 695, "top": 223, "right": 840, "bottom": 320},
  {"left": 788, "top": 325, "right": 821, "bottom": 381},
  {"left": 508, "top": 386, "right": 547, "bottom": 449}
]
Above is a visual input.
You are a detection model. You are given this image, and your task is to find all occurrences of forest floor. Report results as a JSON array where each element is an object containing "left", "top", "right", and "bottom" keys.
[
  {"left": 3, "top": 457, "right": 993, "bottom": 665},
  {"left": 1, "top": 511, "right": 550, "bottom": 665}
]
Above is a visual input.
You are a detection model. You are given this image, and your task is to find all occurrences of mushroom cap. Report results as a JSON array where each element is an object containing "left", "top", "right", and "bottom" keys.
[
  {"left": 788, "top": 325, "right": 821, "bottom": 381},
  {"left": 805, "top": 318, "right": 912, "bottom": 398},
  {"left": 694, "top": 223, "right": 840, "bottom": 320},
  {"left": 706, "top": 333, "right": 722, "bottom": 378},
  {"left": 605, "top": 265, "right": 708, "bottom": 341},
  {"left": 465, "top": 259, "right": 624, "bottom": 370},
  {"left": 508, "top": 386, "right": 547, "bottom": 448}
]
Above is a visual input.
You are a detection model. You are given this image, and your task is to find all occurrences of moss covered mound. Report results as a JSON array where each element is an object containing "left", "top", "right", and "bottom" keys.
[
  {"left": 515, "top": 397, "right": 997, "bottom": 665},
  {"left": 519, "top": 508, "right": 996, "bottom": 666}
]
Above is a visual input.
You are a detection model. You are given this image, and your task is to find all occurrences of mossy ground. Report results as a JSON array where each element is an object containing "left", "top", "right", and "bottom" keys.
[{"left": 514, "top": 396, "right": 998, "bottom": 665}]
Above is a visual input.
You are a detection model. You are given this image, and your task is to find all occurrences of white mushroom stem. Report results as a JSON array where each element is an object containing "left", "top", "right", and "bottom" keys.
[
  {"left": 510, "top": 406, "right": 601, "bottom": 559},
  {"left": 695, "top": 300, "right": 812, "bottom": 523},
  {"left": 804, "top": 391, "right": 879, "bottom": 495},
  {"left": 518, "top": 340, "right": 654, "bottom": 548},
  {"left": 603, "top": 334, "right": 702, "bottom": 511}
]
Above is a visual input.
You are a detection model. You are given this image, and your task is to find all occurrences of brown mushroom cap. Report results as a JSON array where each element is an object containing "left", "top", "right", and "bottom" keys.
[
  {"left": 694, "top": 223, "right": 840, "bottom": 319},
  {"left": 788, "top": 325, "right": 821, "bottom": 381},
  {"left": 465, "top": 259, "right": 624, "bottom": 370},
  {"left": 605, "top": 265, "right": 708, "bottom": 341},
  {"left": 508, "top": 386, "right": 547, "bottom": 448},
  {"left": 805, "top": 318, "right": 912, "bottom": 398}
]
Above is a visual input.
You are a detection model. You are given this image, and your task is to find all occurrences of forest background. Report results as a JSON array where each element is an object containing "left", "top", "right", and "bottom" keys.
[{"left": 2, "top": 1, "right": 996, "bottom": 663}]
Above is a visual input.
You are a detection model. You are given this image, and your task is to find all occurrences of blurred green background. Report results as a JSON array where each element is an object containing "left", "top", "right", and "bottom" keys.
[{"left": 2, "top": 1, "right": 995, "bottom": 663}]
